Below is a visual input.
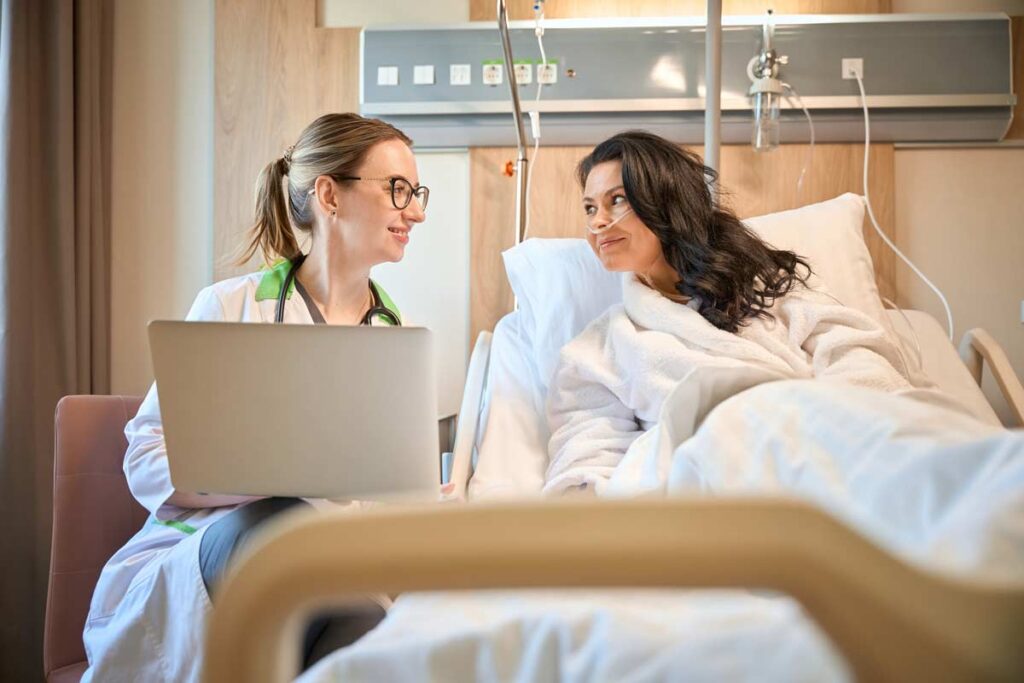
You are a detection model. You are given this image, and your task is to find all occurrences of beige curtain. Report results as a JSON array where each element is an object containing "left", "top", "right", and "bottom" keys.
[{"left": 0, "top": 0, "right": 112, "bottom": 678}]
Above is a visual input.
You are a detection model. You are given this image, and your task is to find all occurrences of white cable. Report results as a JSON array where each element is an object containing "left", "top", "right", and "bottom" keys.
[
  {"left": 523, "top": 2, "right": 546, "bottom": 240},
  {"left": 781, "top": 82, "right": 814, "bottom": 202},
  {"left": 854, "top": 73, "right": 955, "bottom": 341}
]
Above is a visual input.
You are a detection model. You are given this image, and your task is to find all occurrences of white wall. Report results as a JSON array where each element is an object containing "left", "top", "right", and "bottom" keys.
[
  {"left": 372, "top": 151, "right": 471, "bottom": 417},
  {"left": 111, "top": 0, "right": 214, "bottom": 395}
]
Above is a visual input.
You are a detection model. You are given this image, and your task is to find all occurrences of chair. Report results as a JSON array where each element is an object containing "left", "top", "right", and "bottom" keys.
[{"left": 44, "top": 395, "right": 146, "bottom": 683}]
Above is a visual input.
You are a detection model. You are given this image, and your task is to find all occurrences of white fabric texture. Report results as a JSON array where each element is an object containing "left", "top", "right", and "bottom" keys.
[
  {"left": 300, "top": 372, "right": 1022, "bottom": 683},
  {"left": 544, "top": 274, "right": 914, "bottom": 495},
  {"left": 504, "top": 193, "right": 894, "bottom": 399}
]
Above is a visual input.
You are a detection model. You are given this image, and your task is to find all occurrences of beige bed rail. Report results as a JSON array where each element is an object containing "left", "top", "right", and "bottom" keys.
[
  {"left": 960, "top": 327, "right": 1024, "bottom": 426},
  {"left": 203, "top": 498, "right": 1024, "bottom": 683}
]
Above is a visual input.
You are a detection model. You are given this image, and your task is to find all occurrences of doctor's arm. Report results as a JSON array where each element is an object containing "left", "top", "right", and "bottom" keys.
[{"left": 544, "top": 358, "right": 644, "bottom": 495}]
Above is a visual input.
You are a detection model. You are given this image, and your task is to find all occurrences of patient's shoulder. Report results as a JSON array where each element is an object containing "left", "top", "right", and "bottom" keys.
[{"left": 556, "top": 304, "right": 632, "bottom": 368}]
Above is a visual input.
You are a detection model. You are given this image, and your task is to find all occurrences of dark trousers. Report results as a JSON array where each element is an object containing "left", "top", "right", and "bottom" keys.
[{"left": 198, "top": 497, "right": 386, "bottom": 670}]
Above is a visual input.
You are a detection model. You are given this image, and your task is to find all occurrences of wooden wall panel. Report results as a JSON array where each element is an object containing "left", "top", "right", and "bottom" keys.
[
  {"left": 470, "top": 0, "right": 890, "bottom": 21},
  {"left": 1009, "top": 17, "right": 1024, "bottom": 140},
  {"left": 470, "top": 144, "right": 895, "bottom": 342},
  {"left": 214, "top": 0, "right": 359, "bottom": 279}
]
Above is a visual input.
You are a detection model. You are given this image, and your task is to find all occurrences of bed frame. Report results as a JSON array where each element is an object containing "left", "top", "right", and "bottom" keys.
[{"left": 202, "top": 497, "right": 1024, "bottom": 683}]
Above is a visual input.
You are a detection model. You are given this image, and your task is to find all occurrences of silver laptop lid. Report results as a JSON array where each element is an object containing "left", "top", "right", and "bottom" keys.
[{"left": 148, "top": 321, "right": 439, "bottom": 500}]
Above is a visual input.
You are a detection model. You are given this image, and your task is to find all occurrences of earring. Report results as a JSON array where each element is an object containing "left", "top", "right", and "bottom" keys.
[{"left": 331, "top": 210, "right": 336, "bottom": 216}]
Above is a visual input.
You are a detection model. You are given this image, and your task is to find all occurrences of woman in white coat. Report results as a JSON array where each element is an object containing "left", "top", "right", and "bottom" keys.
[
  {"left": 545, "top": 130, "right": 915, "bottom": 494},
  {"left": 82, "top": 113, "right": 428, "bottom": 681}
]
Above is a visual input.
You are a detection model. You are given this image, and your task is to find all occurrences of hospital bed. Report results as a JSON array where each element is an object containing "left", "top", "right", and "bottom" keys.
[
  {"left": 201, "top": 2, "right": 1024, "bottom": 678},
  {"left": 200, "top": 202, "right": 1024, "bottom": 682}
]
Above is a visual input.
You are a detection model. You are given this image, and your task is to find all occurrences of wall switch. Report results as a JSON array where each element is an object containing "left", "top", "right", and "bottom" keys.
[
  {"left": 842, "top": 58, "right": 863, "bottom": 80},
  {"left": 449, "top": 63, "right": 471, "bottom": 86},
  {"left": 537, "top": 62, "right": 558, "bottom": 84},
  {"left": 413, "top": 65, "right": 435, "bottom": 85},
  {"left": 376, "top": 65, "right": 399, "bottom": 86},
  {"left": 482, "top": 63, "right": 503, "bottom": 86}
]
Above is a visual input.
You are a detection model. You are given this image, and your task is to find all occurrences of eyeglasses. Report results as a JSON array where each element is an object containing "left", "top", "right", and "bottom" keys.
[
  {"left": 341, "top": 176, "right": 429, "bottom": 211},
  {"left": 306, "top": 176, "right": 430, "bottom": 211}
]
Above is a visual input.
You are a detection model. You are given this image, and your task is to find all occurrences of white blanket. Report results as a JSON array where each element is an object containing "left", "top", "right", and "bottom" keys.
[
  {"left": 545, "top": 274, "right": 917, "bottom": 494},
  {"left": 298, "top": 279, "right": 1022, "bottom": 682},
  {"left": 299, "top": 366, "right": 1022, "bottom": 682}
]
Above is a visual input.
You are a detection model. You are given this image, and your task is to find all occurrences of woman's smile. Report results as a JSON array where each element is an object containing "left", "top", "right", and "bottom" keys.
[
  {"left": 598, "top": 235, "right": 627, "bottom": 251},
  {"left": 387, "top": 225, "right": 410, "bottom": 244}
]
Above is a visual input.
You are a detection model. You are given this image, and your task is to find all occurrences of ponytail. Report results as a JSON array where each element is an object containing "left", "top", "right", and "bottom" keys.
[{"left": 241, "top": 156, "right": 300, "bottom": 265}]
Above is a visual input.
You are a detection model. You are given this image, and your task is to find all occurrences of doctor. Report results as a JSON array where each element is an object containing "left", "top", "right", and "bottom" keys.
[{"left": 82, "top": 113, "right": 427, "bottom": 681}]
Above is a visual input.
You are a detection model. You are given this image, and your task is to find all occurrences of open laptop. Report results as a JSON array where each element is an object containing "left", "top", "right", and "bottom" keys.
[{"left": 148, "top": 321, "right": 439, "bottom": 500}]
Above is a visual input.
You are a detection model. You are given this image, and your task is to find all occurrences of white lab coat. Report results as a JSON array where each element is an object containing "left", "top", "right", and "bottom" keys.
[{"left": 82, "top": 265, "right": 399, "bottom": 682}]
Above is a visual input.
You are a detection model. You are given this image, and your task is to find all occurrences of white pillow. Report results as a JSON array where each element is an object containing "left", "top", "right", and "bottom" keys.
[
  {"left": 744, "top": 193, "right": 890, "bottom": 331},
  {"left": 503, "top": 193, "right": 892, "bottom": 395},
  {"left": 503, "top": 238, "right": 623, "bottom": 389}
]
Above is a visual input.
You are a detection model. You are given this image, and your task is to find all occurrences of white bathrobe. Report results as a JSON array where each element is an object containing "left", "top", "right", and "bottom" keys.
[{"left": 544, "top": 275, "right": 914, "bottom": 494}]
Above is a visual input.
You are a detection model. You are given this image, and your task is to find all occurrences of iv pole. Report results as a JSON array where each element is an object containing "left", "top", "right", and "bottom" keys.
[
  {"left": 497, "top": 0, "right": 529, "bottom": 246},
  {"left": 705, "top": 0, "right": 722, "bottom": 200},
  {"left": 496, "top": 0, "right": 723, "bottom": 239}
]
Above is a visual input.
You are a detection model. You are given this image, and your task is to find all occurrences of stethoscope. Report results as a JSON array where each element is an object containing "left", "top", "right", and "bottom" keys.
[{"left": 275, "top": 253, "right": 402, "bottom": 326}]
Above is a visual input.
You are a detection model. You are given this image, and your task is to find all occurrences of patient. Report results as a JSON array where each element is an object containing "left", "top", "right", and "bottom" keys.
[{"left": 544, "top": 130, "right": 913, "bottom": 494}]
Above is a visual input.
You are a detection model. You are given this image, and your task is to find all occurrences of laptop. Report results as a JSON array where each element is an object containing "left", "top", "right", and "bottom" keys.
[{"left": 148, "top": 321, "right": 439, "bottom": 500}]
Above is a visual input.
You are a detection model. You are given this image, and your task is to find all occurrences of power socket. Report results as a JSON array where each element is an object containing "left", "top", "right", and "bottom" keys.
[{"left": 842, "top": 58, "right": 864, "bottom": 80}]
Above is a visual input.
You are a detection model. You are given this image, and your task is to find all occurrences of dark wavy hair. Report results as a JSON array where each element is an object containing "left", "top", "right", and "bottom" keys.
[{"left": 577, "top": 130, "right": 811, "bottom": 333}]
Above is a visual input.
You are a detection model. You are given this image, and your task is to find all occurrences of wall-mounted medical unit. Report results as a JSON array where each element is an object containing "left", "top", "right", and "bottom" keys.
[{"left": 360, "top": 14, "right": 1016, "bottom": 147}]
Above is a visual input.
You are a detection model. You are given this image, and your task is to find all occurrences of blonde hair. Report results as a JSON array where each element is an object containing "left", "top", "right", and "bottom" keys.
[{"left": 241, "top": 113, "right": 413, "bottom": 265}]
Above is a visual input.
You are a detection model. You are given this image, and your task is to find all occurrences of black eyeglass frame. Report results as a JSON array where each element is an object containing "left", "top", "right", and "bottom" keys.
[{"left": 337, "top": 176, "right": 430, "bottom": 211}]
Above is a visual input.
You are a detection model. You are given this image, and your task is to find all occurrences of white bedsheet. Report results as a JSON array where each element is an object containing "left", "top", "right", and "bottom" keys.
[{"left": 299, "top": 371, "right": 1024, "bottom": 683}]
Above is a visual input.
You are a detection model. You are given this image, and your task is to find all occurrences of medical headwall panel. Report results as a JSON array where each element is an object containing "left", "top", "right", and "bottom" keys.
[{"left": 360, "top": 14, "right": 1015, "bottom": 146}]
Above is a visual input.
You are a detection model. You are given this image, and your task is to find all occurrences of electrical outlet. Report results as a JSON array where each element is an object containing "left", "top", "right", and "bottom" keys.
[
  {"left": 449, "top": 64, "right": 471, "bottom": 86},
  {"left": 537, "top": 62, "right": 558, "bottom": 85},
  {"left": 482, "top": 62, "right": 503, "bottom": 86},
  {"left": 514, "top": 62, "right": 533, "bottom": 85},
  {"left": 842, "top": 58, "right": 863, "bottom": 80}
]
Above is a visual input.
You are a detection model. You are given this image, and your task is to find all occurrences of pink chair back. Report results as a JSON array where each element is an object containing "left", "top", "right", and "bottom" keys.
[{"left": 44, "top": 395, "right": 147, "bottom": 683}]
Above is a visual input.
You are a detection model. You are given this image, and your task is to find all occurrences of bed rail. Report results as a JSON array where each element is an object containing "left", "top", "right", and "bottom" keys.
[
  {"left": 202, "top": 498, "right": 1024, "bottom": 683},
  {"left": 445, "top": 331, "right": 492, "bottom": 498},
  {"left": 959, "top": 327, "right": 1024, "bottom": 426}
]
